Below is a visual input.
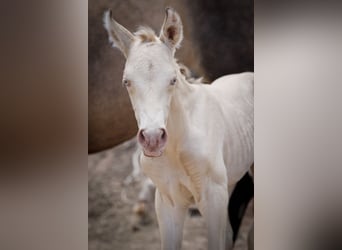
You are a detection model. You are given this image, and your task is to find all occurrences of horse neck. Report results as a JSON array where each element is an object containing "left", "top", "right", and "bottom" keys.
[{"left": 166, "top": 73, "right": 195, "bottom": 146}]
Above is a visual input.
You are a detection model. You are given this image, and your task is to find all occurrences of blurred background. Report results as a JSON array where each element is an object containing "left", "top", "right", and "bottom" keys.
[{"left": 88, "top": 0, "right": 253, "bottom": 249}]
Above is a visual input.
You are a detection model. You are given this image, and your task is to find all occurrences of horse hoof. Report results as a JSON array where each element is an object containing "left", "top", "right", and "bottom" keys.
[
  {"left": 131, "top": 201, "right": 153, "bottom": 231},
  {"left": 133, "top": 201, "right": 147, "bottom": 216}
]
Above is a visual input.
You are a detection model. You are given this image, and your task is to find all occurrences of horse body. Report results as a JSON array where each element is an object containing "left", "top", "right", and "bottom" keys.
[
  {"left": 141, "top": 72, "right": 253, "bottom": 250},
  {"left": 103, "top": 7, "right": 253, "bottom": 250}
]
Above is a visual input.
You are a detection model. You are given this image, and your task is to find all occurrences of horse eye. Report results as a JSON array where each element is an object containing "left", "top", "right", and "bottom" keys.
[
  {"left": 170, "top": 78, "right": 177, "bottom": 86},
  {"left": 122, "top": 79, "right": 131, "bottom": 87}
]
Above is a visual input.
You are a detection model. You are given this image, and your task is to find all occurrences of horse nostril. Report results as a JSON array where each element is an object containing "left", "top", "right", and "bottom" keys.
[
  {"left": 138, "top": 129, "right": 146, "bottom": 143},
  {"left": 160, "top": 128, "right": 167, "bottom": 141}
]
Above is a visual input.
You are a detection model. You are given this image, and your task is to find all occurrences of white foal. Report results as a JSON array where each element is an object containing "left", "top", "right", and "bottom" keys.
[{"left": 104, "top": 7, "right": 253, "bottom": 250}]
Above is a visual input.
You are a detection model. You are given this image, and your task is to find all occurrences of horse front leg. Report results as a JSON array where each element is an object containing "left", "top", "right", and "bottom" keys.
[
  {"left": 155, "top": 189, "right": 187, "bottom": 250},
  {"left": 199, "top": 182, "right": 230, "bottom": 250}
]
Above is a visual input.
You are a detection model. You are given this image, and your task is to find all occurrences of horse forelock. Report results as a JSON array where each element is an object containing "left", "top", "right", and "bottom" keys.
[{"left": 134, "top": 26, "right": 158, "bottom": 43}]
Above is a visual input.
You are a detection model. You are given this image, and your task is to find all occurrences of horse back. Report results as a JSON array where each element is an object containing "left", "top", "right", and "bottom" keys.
[{"left": 211, "top": 72, "right": 253, "bottom": 97}]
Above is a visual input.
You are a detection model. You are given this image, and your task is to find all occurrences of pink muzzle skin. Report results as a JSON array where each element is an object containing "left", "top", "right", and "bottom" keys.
[{"left": 138, "top": 128, "right": 167, "bottom": 157}]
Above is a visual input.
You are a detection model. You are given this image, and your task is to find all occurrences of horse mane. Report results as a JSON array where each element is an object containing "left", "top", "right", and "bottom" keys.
[
  {"left": 178, "top": 63, "right": 205, "bottom": 84},
  {"left": 134, "top": 26, "right": 157, "bottom": 43}
]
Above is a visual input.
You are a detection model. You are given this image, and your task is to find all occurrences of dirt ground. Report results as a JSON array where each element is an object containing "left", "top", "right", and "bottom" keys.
[
  {"left": 89, "top": 138, "right": 254, "bottom": 250},
  {"left": 88, "top": 139, "right": 208, "bottom": 250}
]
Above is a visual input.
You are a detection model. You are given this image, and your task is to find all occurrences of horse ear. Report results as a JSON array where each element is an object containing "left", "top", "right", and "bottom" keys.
[
  {"left": 159, "top": 7, "right": 183, "bottom": 51},
  {"left": 103, "top": 9, "right": 134, "bottom": 58}
]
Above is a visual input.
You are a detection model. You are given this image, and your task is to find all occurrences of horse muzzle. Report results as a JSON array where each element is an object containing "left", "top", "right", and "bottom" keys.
[{"left": 138, "top": 128, "right": 167, "bottom": 157}]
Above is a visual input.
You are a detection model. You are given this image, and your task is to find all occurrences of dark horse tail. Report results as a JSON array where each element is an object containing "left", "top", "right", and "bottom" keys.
[{"left": 229, "top": 172, "right": 254, "bottom": 241}]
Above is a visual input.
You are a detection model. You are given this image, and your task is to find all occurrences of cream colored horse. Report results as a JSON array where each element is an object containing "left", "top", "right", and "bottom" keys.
[{"left": 104, "top": 7, "right": 253, "bottom": 250}]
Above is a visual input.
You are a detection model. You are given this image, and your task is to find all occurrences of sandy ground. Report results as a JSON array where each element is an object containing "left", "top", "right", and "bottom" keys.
[{"left": 88, "top": 139, "right": 208, "bottom": 250}]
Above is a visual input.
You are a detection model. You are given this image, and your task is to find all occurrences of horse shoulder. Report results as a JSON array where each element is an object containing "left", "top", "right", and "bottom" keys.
[{"left": 179, "top": 131, "right": 228, "bottom": 186}]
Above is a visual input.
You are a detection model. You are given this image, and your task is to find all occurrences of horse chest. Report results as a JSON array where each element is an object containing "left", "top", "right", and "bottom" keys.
[{"left": 141, "top": 156, "right": 202, "bottom": 206}]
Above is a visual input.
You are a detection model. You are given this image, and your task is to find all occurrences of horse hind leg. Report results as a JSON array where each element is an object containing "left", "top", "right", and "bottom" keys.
[
  {"left": 131, "top": 178, "right": 155, "bottom": 230},
  {"left": 128, "top": 146, "right": 156, "bottom": 230}
]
